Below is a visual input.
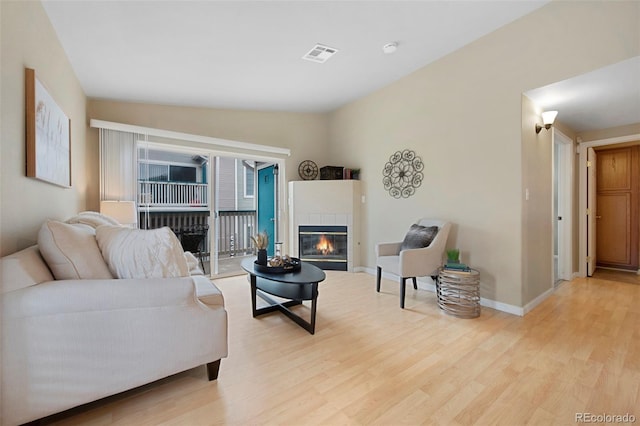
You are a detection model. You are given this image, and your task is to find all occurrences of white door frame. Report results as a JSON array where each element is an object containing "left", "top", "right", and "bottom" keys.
[
  {"left": 553, "top": 129, "right": 574, "bottom": 283},
  {"left": 577, "top": 133, "right": 640, "bottom": 277}
]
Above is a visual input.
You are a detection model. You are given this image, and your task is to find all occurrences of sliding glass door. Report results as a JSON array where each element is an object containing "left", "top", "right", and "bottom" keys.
[{"left": 138, "top": 142, "right": 211, "bottom": 274}]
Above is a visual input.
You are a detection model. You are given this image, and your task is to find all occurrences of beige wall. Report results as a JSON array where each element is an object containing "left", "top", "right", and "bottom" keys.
[
  {"left": 86, "top": 100, "right": 330, "bottom": 212},
  {"left": 0, "top": 1, "right": 88, "bottom": 257},
  {"left": 521, "top": 95, "right": 553, "bottom": 304},
  {"left": 328, "top": 0, "right": 639, "bottom": 307}
]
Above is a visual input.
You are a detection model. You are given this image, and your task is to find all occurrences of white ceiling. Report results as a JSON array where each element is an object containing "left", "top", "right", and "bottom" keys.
[
  {"left": 43, "top": 1, "right": 637, "bottom": 131},
  {"left": 525, "top": 56, "right": 640, "bottom": 133},
  {"left": 42, "top": 0, "right": 550, "bottom": 113}
]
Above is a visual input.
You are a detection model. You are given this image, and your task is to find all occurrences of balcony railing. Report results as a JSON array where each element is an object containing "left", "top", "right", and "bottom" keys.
[
  {"left": 138, "top": 209, "right": 257, "bottom": 258},
  {"left": 218, "top": 210, "right": 257, "bottom": 256},
  {"left": 138, "top": 181, "right": 208, "bottom": 208}
]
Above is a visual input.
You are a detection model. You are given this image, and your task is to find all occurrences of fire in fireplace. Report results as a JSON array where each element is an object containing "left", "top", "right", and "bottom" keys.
[{"left": 298, "top": 225, "right": 347, "bottom": 271}]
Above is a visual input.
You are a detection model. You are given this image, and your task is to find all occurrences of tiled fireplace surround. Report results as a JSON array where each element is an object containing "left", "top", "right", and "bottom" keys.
[{"left": 288, "top": 180, "right": 361, "bottom": 272}]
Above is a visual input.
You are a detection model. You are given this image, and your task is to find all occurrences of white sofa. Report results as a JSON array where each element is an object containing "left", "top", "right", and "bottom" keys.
[{"left": 1, "top": 245, "right": 228, "bottom": 425}]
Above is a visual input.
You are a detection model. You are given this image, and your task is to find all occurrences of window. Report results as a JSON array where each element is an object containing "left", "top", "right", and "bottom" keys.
[
  {"left": 139, "top": 163, "right": 168, "bottom": 181},
  {"left": 170, "top": 165, "right": 197, "bottom": 182},
  {"left": 138, "top": 161, "right": 197, "bottom": 183},
  {"left": 244, "top": 163, "right": 255, "bottom": 198}
]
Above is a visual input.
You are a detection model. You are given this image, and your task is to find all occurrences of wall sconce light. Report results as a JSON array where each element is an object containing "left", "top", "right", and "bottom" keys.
[{"left": 535, "top": 110, "right": 558, "bottom": 134}]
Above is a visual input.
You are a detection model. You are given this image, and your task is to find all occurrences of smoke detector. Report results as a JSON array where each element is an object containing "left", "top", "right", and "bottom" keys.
[
  {"left": 382, "top": 42, "right": 398, "bottom": 54},
  {"left": 302, "top": 44, "right": 339, "bottom": 63}
]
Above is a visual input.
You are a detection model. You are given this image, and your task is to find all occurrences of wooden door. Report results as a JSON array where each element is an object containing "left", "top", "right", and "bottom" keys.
[
  {"left": 595, "top": 146, "right": 639, "bottom": 270},
  {"left": 587, "top": 148, "right": 597, "bottom": 276}
]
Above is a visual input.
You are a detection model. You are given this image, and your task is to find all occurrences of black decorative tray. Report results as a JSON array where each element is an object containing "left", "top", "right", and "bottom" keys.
[{"left": 254, "top": 257, "right": 301, "bottom": 274}]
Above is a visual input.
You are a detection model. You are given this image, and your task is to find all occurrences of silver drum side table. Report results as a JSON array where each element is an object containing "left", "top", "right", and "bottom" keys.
[{"left": 437, "top": 268, "right": 480, "bottom": 318}]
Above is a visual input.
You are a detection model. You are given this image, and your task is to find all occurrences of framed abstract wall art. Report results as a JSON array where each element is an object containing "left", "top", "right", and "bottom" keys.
[{"left": 25, "top": 68, "right": 71, "bottom": 188}]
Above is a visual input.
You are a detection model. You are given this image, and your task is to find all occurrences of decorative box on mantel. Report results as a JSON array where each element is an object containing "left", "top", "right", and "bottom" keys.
[
  {"left": 289, "top": 180, "right": 361, "bottom": 271},
  {"left": 320, "top": 166, "right": 344, "bottom": 180}
]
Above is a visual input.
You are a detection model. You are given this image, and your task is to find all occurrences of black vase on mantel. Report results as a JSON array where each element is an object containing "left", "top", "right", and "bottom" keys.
[{"left": 257, "top": 249, "right": 268, "bottom": 266}]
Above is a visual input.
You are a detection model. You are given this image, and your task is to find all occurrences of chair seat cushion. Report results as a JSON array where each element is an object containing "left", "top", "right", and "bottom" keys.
[
  {"left": 400, "top": 224, "right": 439, "bottom": 251},
  {"left": 377, "top": 255, "right": 400, "bottom": 275}
]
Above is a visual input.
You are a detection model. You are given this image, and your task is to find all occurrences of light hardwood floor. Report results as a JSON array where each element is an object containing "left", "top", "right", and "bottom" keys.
[{"left": 44, "top": 272, "right": 639, "bottom": 425}]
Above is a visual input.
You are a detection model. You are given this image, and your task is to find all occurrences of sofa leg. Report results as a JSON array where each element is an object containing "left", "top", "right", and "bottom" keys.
[
  {"left": 400, "top": 278, "right": 406, "bottom": 309},
  {"left": 207, "top": 359, "right": 221, "bottom": 381},
  {"left": 376, "top": 266, "right": 382, "bottom": 292},
  {"left": 412, "top": 277, "right": 417, "bottom": 290}
]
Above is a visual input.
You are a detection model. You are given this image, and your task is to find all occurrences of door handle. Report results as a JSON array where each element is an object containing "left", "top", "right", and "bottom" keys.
[
  {"left": 596, "top": 216, "right": 602, "bottom": 219},
  {"left": 558, "top": 216, "right": 562, "bottom": 221}
]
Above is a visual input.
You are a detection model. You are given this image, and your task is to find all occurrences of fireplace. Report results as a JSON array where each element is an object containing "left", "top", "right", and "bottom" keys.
[
  {"left": 289, "top": 180, "right": 361, "bottom": 272},
  {"left": 298, "top": 225, "right": 348, "bottom": 271}
]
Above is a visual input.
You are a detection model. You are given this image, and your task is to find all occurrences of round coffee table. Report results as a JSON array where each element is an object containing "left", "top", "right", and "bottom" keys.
[{"left": 241, "top": 258, "right": 326, "bottom": 334}]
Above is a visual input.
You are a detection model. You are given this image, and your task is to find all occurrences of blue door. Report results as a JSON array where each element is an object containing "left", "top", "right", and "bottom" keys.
[{"left": 257, "top": 166, "right": 275, "bottom": 255}]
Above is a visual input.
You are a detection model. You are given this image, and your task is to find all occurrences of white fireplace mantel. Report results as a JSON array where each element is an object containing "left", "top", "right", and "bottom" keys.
[{"left": 288, "top": 180, "right": 361, "bottom": 271}]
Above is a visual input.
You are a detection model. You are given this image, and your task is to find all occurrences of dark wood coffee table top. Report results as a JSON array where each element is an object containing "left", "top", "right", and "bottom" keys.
[{"left": 241, "top": 257, "right": 326, "bottom": 284}]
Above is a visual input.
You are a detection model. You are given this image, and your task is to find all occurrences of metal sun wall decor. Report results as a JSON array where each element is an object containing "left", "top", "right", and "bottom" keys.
[{"left": 382, "top": 149, "right": 424, "bottom": 198}]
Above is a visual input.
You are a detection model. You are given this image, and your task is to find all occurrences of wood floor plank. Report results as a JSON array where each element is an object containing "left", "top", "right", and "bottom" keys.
[{"left": 41, "top": 271, "right": 639, "bottom": 425}]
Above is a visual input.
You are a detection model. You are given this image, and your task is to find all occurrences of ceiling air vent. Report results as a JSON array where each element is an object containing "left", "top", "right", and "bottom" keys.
[{"left": 302, "top": 44, "right": 338, "bottom": 63}]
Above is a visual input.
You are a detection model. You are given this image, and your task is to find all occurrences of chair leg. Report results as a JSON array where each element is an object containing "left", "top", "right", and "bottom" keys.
[
  {"left": 376, "top": 266, "right": 382, "bottom": 292},
  {"left": 400, "top": 278, "right": 406, "bottom": 309},
  {"left": 431, "top": 275, "right": 439, "bottom": 295},
  {"left": 412, "top": 277, "right": 418, "bottom": 290}
]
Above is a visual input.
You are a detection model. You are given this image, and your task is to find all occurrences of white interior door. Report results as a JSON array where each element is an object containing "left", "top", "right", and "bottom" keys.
[
  {"left": 553, "top": 129, "right": 574, "bottom": 283},
  {"left": 587, "top": 147, "right": 597, "bottom": 276}
]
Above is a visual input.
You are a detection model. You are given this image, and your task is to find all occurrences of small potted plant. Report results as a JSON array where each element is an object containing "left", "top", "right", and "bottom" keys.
[
  {"left": 251, "top": 231, "right": 269, "bottom": 265},
  {"left": 446, "top": 248, "right": 460, "bottom": 265}
]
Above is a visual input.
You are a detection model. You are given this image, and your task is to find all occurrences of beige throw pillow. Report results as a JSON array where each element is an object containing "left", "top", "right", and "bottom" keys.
[
  {"left": 38, "top": 220, "right": 114, "bottom": 280},
  {"left": 96, "top": 226, "right": 189, "bottom": 279}
]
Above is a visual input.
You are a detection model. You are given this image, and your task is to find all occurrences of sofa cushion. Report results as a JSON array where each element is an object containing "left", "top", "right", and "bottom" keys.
[
  {"left": 400, "top": 224, "right": 439, "bottom": 251},
  {"left": 96, "top": 225, "right": 189, "bottom": 279},
  {"left": 38, "top": 221, "right": 114, "bottom": 280}
]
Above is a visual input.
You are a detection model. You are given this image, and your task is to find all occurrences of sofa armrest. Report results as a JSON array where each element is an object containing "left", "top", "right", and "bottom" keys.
[
  {"left": 192, "top": 275, "right": 224, "bottom": 307},
  {"left": 376, "top": 241, "right": 402, "bottom": 257}
]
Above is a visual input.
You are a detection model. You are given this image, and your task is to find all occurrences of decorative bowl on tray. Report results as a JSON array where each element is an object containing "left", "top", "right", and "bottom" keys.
[{"left": 254, "top": 255, "right": 301, "bottom": 274}]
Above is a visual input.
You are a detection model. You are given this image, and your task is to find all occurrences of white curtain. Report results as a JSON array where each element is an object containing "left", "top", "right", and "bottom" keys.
[{"left": 99, "top": 129, "right": 144, "bottom": 202}]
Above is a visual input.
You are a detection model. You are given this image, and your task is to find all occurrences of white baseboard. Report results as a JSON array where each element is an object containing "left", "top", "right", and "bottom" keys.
[
  {"left": 358, "top": 267, "right": 524, "bottom": 316},
  {"left": 479, "top": 298, "right": 523, "bottom": 316},
  {"left": 523, "top": 287, "right": 554, "bottom": 315}
]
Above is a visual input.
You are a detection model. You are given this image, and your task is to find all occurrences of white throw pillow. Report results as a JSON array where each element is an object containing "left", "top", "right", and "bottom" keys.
[
  {"left": 96, "top": 225, "right": 189, "bottom": 279},
  {"left": 184, "top": 251, "right": 204, "bottom": 276},
  {"left": 38, "top": 220, "right": 114, "bottom": 280},
  {"left": 66, "top": 211, "right": 121, "bottom": 229}
]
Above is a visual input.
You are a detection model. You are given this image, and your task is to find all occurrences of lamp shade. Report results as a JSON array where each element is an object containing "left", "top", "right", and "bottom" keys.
[
  {"left": 100, "top": 201, "right": 137, "bottom": 226},
  {"left": 541, "top": 110, "right": 558, "bottom": 126}
]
